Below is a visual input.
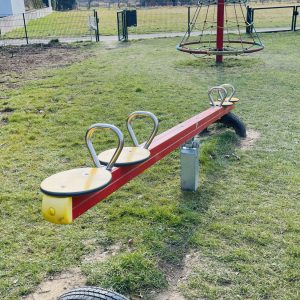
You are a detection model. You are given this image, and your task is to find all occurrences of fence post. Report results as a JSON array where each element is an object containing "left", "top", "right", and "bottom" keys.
[
  {"left": 95, "top": 10, "right": 100, "bottom": 42},
  {"left": 123, "top": 10, "right": 128, "bottom": 41},
  {"left": 187, "top": 6, "right": 191, "bottom": 37},
  {"left": 117, "top": 12, "right": 121, "bottom": 41},
  {"left": 246, "top": 6, "right": 252, "bottom": 34},
  {"left": 250, "top": 8, "right": 254, "bottom": 34},
  {"left": 93, "top": 10, "right": 97, "bottom": 41},
  {"left": 292, "top": 6, "right": 298, "bottom": 31},
  {"left": 22, "top": 13, "right": 29, "bottom": 44}
]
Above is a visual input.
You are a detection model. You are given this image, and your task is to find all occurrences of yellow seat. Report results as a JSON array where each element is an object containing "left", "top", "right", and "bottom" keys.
[
  {"left": 220, "top": 83, "right": 240, "bottom": 103},
  {"left": 41, "top": 123, "right": 124, "bottom": 197},
  {"left": 40, "top": 123, "right": 124, "bottom": 224},
  {"left": 227, "top": 97, "right": 239, "bottom": 103},
  {"left": 218, "top": 97, "right": 239, "bottom": 103},
  {"left": 99, "top": 147, "right": 150, "bottom": 166},
  {"left": 98, "top": 111, "right": 159, "bottom": 166},
  {"left": 209, "top": 84, "right": 239, "bottom": 107},
  {"left": 40, "top": 167, "right": 112, "bottom": 197},
  {"left": 213, "top": 100, "right": 234, "bottom": 107}
]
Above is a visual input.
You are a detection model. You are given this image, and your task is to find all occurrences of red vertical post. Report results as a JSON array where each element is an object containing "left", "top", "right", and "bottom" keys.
[{"left": 216, "top": 0, "right": 225, "bottom": 63}]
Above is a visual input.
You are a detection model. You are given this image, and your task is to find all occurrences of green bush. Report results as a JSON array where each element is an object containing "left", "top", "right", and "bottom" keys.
[
  {"left": 52, "top": 0, "right": 77, "bottom": 10},
  {"left": 25, "top": 0, "right": 44, "bottom": 10}
]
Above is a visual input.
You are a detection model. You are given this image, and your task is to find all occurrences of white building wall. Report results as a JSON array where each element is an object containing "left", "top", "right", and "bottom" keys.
[
  {"left": 0, "top": 0, "right": 25, "bottom": 17},
  {"left": 11, "top": 0, "right": 26, "bottom": 15},
  {"left": 0, "top": 7, "right": 52, "bottom": 35}
]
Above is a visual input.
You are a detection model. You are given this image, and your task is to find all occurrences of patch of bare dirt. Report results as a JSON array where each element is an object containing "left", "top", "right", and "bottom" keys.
[
  {"left": 82, "top": 243, "right": 121, "bottom": 263},
  {"left": 22, "top": 268, "right": 85, "bottom": 300},
  {"left": 240, "top": 129, "right": 261, "bottom": 150},
  {"left": 103, "top": 40, "right": 132, "bottom": 51},
  {"left": 23, "top": 246, "right": 202, "bottom": 300},
  {"left": 0, "top": 43, "right": 94, "bottom": 84},
  {"left": 22, "top": 243, "right": 121, "bottom": 300},
  {"left": 152, "top": 250, "right": 203, "bottom": 300}
]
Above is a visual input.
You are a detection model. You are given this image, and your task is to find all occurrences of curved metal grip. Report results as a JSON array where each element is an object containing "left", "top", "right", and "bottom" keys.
[
  {"left": 85, "top": 124, "right": 124, "bottom": 171},
  {"left": 126, "top": 111, "right": 159, "bottom": 149},
  {"left": 220, "top": 83, "right": 236, "bottom": 101},
  {"left": 208, "top": 86, "right": 227, "bottom": 107}
]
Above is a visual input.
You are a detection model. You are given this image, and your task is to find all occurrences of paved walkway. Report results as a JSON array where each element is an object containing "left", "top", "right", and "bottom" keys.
[{"left": 0, "top": 27, "right": 294, "bottom": 47}]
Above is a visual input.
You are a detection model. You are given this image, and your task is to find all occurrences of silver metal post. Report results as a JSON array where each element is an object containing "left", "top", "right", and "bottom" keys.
[{"left": 180, "top": 138, "right": 200, "bottom": 191}]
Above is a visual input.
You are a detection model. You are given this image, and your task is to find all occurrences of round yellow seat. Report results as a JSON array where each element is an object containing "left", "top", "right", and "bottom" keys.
[
  {"left": 209, "top": 84, "right": 239, "bottom": 107},
  {"left": 98, "top": 146, "right": 150, "bottom": 166},
  {"left": 40, "top": 167, "right": 112, "bottom": 197},
  {"left": 221, "top": 101, "right": 234, "bottom": 106},
  {"left": 98, "top": 111, "right": 159, "bottom": 167},
  {"left": 213, "top": 101, "right": 234, "bottom": 107},
  {"left": 228, "top": 97, "right": 239, "bottom": 103},
  {"left": 220, "top": 84, "right": 239, "bottom": 103},
  {"left": 218, "top": 97, "right": 239, "bottom": 103}
]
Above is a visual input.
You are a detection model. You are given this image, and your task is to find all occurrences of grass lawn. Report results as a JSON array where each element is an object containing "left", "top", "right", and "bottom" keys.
[
  {"left": 3, "top": 2, "right": 298, "bottom": 39},
  {"left": 0, "top": 31, "right": 300, "bottom": 299}
]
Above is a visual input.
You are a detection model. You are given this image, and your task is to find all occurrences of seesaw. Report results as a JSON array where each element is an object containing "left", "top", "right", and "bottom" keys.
[{"left": 41, "top": 85, "right": 246, "bottom": 225}]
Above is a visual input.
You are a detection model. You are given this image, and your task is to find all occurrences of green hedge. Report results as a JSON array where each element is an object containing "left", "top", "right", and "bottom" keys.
[
  {"left": 24, "top": 0, "right": 44, "bottom": 10},
  {"left": 52, "top": 0, "right": 77, "bottom": 10}
]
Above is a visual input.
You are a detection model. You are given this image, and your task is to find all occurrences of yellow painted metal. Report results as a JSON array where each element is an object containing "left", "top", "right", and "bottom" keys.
[
  {"left": 221, "top": 101, "right": 234, "bottom": 107},
  {"left": 98, "top": 147, "right": 150, "bottom": 166},
  {"left": 42, "top": 195, "right": 73, "bottom": 224},
  {"left": 218, "top": 97, "right": 239, "bottom": 103},
  {"left": 40, "top": 167, "right": 112, "bottom": 196},
  {"left": 228, "top": 97, "right": 239, "bottom": 103},
  {"left": 214, "top": 101, "right": 234, "bottom": 107}
]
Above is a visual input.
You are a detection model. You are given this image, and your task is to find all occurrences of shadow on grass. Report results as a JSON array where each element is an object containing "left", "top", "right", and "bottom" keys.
[
  {"left": 175, "top": 56, "right": 263, "bottom": 69},
  {"left": 174, "top": 129, "right": 240, "bottom": 254},
  {"left": 180, "top": 129, "right": 240, "bottom": 206},
  {"left": 82, "top": 130, "right": 241, "bottom": 297}
]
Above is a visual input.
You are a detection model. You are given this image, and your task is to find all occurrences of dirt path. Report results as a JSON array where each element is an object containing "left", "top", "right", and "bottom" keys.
[
  {"left": 152, "top": 250, "right": 205, "bottom": 300},
  {"left": 0, "top": 27, "right": 290, "bottom": 47},
  {"left": 240, "top": 129, "right": 261, "bottom": 150},
  {"left": 22, "top": 244, "right": 121, "bottom": 300}
]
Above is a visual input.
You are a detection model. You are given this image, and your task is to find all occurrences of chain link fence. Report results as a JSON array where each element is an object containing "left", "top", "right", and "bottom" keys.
[
  {"left": 0, "top": 7, "right": 99, "bottom": 45},
  {"left": 1, "top": 1, "right": 299, "bottom": 45}
]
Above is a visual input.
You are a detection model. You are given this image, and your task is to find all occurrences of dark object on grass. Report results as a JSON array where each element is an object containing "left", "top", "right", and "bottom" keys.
[
  {"left": 49, "top": 39, "right": 60, "bottom": 45},
  {"left": 217, "top": 112, "right": 247, "bottom": 138},
  {"left": 53, "top": 0, "right": 76, "bottom": 11},
  {"left": 58, "top": 286, "right": 129, "bottom": 300}
]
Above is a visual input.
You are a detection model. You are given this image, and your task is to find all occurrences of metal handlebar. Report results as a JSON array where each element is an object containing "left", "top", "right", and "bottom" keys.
[
  {"left": 85, "top": 124, "right": 124, "bottom": 171},
  {"left": 126, "top": 111, "right": 159, "bottom": 149},
  {"left": 208, "top": 86, "right": 227, "bottom": 107},
  {"left": 220, "top": 83, "right": 236, "bottom": 102}
]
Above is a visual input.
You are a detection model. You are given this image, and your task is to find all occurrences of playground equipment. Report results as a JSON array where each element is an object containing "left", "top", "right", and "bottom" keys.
[
  {"left": 209, "top": 83, "right": 239, "bottom": 106},
  {"left": 40, "top": 84, "right": 246, "bottom": 225},
  {"left": 177, "top": 0, "right": 264, "bottom": 63},
  {"left": 98, "top": 111, "right": 159, "bottom": 166}
]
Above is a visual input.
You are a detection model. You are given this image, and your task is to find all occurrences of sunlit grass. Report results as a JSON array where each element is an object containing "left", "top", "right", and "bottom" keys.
[{"left": 0, "top": 31, "right": 300, "bottom": 299}]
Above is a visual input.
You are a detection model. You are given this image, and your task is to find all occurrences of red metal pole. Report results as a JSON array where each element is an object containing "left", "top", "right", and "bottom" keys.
[{"left": 216, "top": 0, "right": 225, "bottom": 63}]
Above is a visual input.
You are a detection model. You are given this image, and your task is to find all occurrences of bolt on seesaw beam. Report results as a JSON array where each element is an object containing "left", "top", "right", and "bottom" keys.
[{"left": 40, "top": 85, "right": 246, "bottom": 225}]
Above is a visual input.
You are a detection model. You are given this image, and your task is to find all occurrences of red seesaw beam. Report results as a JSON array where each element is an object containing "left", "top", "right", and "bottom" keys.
[{"left": 72, "top": 105, "right": 234, "bottom": 220}]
